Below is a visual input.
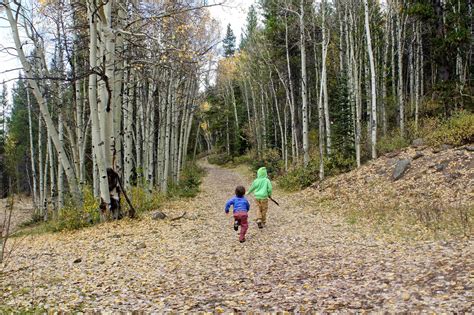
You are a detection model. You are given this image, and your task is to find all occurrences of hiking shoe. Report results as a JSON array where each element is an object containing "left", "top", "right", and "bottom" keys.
[
  {"left": 234, "top": 220, "right": 239, "bottom": 231},
  {"left": 257, "top": 222, "right": 263, "bottom": 229},
  {"left": 239, "top": 239, "right": 246, "bottom": 243}
]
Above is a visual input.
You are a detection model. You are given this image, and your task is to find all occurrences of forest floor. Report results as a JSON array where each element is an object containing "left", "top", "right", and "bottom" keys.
[{"left": 0, "top": 158, "right": 473, "bottom": 312}]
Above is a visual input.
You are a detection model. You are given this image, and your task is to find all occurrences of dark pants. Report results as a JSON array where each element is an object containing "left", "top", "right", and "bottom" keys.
[{"left": 233, "top": 212, "right": 249, "bottom": 241}]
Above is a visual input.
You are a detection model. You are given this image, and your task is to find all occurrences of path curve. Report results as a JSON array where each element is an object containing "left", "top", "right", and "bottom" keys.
[{"left": 1, "top": 161, "right": 472, "bottom": 312}]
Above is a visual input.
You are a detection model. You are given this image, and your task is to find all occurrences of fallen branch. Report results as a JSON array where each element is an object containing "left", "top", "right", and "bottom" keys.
[{"left": 170, "top": 212, "right": 187, "bottom": 221}]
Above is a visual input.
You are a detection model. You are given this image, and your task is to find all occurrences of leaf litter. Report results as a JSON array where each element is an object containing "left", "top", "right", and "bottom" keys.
[{"left": 0, "top": 157, "right": 472, "bottom": 312}]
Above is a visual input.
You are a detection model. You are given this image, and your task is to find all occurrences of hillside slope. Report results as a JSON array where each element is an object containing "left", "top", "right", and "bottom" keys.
[{"left": 298, "top": 144, "right": 473, "bottom": 238}]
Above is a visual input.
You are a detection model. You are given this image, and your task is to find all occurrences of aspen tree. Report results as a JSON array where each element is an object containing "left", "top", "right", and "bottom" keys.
[{"left": 364, "top": 0, "right": 377, "bottom": 159}]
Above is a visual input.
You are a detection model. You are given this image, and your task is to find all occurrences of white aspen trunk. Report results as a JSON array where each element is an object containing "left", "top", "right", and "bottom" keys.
[
  {"left": 391, "top": 13, "right": 397, "bottom": 105},
  {"left": 321, "top": 0, "right": 331, "bottom": 156},
  {"left": 409, "top": 24, "right": 415, "bottom": 116},
  {"left": 27, "top": 87, "right": 38, "bottom": 209},
  {"left": 397, "top": 10, "right": 405, "bottom": 136},
  {"left": 318, "top": 53, "right": 326, "bottom": 180},
  {"left": 242, "top": 80, "right": 252, "bottom": 134},
  {"left": 56, "top": 18, "right": 65, "bottom": 210},
  {"left": 100, "top": 0, "right": 115, "bottom": 168},
  {"left": 87, "top": 0, "right": 110, "bottom": 218},
  {"left": 381, "top": 21, "right": 389, "bottom": 136},
  {"left": 147, "top": 84, "right": 155, "bottom": 192},
  {"left": 226, "top": 115, "right": 231, "bottom": 155},
  {"left": 249, "top": 82, "right": 261, "bottom": 154},
  {"left": 43, "top": 142, "right": 49, "bottom": 220},
  {"left": 171, "top": 80, "right": 179, "bottom": 183},
  {"left": 344, "top": 6, "right": 355, "bottom": 143},
  {"left": 338, "top": 3, "right": 344, "bottom": 73},
  {"left": 259, "top": 84, "right": 267, "bottom": 150},
  {"left": 38, "top": 117, "right": 45, "bottom": 216},
  {"left": 415, "top": 21, "right": 421, "bottom": 131},
  {"left": 161, "top": 79, "right": 172, "bottom": 193},
  {"left": 4, "top": 0, "right": 82, "bottom": 205},
  {"left": 270, "top": 76, "right": 285, "bottom": 166},
  {"left": 230, "top": 83, "right": 239, "bottom": 130},
  {"left": 364, "top": 0, "right": 377, "bottom": 159},
  {"left": 350, "top": 10, "right": 361, "bottom": 167},
  {"left": 113, "top": 2, "right": 126, "bottom": 172},
  {"left": 123, "top": 66, "right": 133, "bottom": 190},
  {"left": 300, "top": 0, "right": 309, "bottom": 166},
  {"left": 183, "top": 80, "right": 198, "bottom": 168},
  {"left": 183, "top": 110, "right": 194, "bottom": 167},
  {"left": 285, "top": 14, "right": 298, "bottom": 161},
  {"left": 74, "top": 56, "right": 85, "bottom": 186},
  {"left": 57, "top": 105, "right": 64, "bottom": 210},
  {"left": 143, "top": 80, "right": 153, "bottom": 190},
  {"left": 47, "top": 132, "right": 55, "bottom": 214},
  {"left": 178, "top": 81, "right": 190, "bottom": 177},
  {"left": 157, "top": 80, "right": 166, "bottom": 188},
  {"left": 92, "top": 130, "right": 99, "bottom": 198},
  {"left": 420, "top": 20, "right": 424, "bottom": 98}
]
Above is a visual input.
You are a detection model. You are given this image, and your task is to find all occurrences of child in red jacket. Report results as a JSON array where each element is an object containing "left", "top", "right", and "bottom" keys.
[{"left": 225, "top": 186, "right": 250, "bottom": 243}]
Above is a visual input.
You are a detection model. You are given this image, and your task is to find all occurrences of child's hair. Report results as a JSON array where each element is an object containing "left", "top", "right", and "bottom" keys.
[{"left": 235, "top": 186, "right": 245, "bottom": 197}]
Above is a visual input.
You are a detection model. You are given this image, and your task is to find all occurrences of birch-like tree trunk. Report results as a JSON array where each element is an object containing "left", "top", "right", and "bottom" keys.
[
  {"left": 27, "top": 87, "right": 38, "bottom": 209},
  {"left": 300, "top": 0, "right": 309, "bottom": 166},
  {"left": 397, "top": 7, "right": 406, "bottom": 136},
  {"left": 87, "top": 0, "right": 110, "bottom": 218},
  {"left": 364, "top": 0, "right": 377, "bottom": 159},
  {"left": 4, "top": 0, "right": 82, "bottom": 206},
  {"left": 285, "top": 13, "right": 298, "bottom": 161},
  {"left": 321, "top": 0, "right": 331, "bottom": 156}
]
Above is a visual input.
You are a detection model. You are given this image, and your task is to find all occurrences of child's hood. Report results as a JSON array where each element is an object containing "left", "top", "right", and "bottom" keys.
[{"left": 257, "top": 167, "right": 267, "bottom": 178}]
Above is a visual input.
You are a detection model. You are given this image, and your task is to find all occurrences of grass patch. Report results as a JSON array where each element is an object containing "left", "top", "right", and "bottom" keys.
[
  {"left": 168, "top": 163, "right": 205, "bottom": 198},
  {"left": 424, "top": 111, "right": 474, "bottom": 147},
  {"left": 278, "top": 153, "right": 355, "bottom": 192},
  {"left": 13, "top": 163, "right": 205, "bottom": 236},
  {"left": 315, "top": 196, "right": 473, "bottom": 240},
  {"left": 207, "top": 152, "right": 255, "bottom": 169},
  {"left": 377, "top": 131, "right": 410, "bottom": 155}
]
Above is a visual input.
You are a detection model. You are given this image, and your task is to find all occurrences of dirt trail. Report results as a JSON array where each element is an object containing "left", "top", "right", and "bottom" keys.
[{"left": 1, "top": 161, "right": 472, "bottom": 312}]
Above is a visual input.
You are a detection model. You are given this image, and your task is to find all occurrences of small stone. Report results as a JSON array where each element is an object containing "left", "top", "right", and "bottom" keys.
[
  {"left": 435, "top": 161, "right": 449, "bottom": 172},
  {"left": 73, "top": 258, "right": 82, "bottom": 263},
  {"left": 386, "top": 151, "right": 400, "bottom": 158},
  {"left": 413, "top": 151, "right": 424, "bottom": 160},
  {"left": 412, "top": 138, "right": 424, "bottom": 147},
  {"left": 188, "top": 214, "right": 199, "bottom": 220},
  {"left": 433, "top": 148, "right": 441, "bottom": 153},
  {"left": 402, "top": 292, "right": 411, "bottom": 301},
  {"left": 136, "top": 242, "right": 146, "bottom": 249},
  {"left": 392, "top": 159, "right": 411, "bottom": 181},
  {"left": 465, "top": 146, "right": 474, "bottom": 152},
  {"left": 441, "top": 144, "right": 453, "bottom": 150},
  {"left": 152, "top": 211, "right": 167, "bottom": 220}
]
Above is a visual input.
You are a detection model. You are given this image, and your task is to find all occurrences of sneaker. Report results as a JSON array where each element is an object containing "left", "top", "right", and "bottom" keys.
[
  {"left": 239, "top": 239, "right": 246, "bottom": 243},
  {"left": 257, "top": 222, "right": 263, "bottom": 229},
  {"left": 234, "top": 220, "right": 239, "bottom": 231}
]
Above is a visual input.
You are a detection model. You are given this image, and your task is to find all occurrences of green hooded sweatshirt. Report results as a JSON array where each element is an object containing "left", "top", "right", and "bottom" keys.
[{"left": 247, "top": 167, "right": 272, "bottom": 200}]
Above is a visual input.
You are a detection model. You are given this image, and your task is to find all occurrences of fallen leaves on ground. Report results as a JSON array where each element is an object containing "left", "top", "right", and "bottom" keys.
[{"left": 0, "top": 159, "right": 472, "bottom": 312}]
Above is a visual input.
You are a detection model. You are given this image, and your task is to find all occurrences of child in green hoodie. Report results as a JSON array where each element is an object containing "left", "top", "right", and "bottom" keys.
[{"left": 247, "top": 167, "right": 272, "bottom": 228}]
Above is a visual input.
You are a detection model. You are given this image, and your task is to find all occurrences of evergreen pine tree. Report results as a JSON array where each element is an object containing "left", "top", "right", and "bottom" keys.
[
  {"left": 240, "top": 5, "right": 258, "bottom": 49},
  {"left": 223, "top": 24, "right": 236, "bottom": 57}
]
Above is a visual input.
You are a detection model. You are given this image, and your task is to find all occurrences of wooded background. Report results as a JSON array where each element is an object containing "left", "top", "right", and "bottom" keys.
[{"left": 0, "top": 0, "right": 472, "bottom": 220}]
